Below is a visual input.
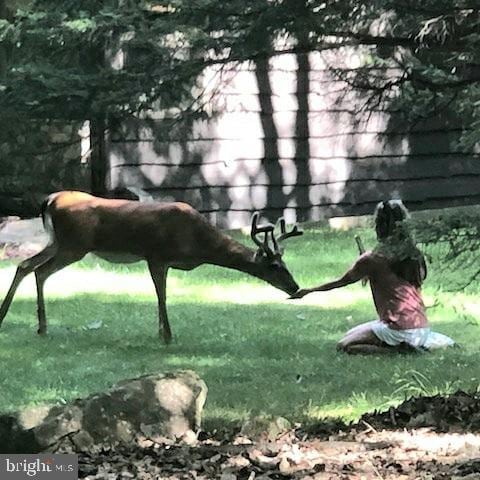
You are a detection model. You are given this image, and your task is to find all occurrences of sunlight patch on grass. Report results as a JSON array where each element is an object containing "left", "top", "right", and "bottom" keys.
[
  {"left": 180, "top": 283, "right": 371, "bottom": 308},
  {"left": 22, "top": 385, "right": 80, "bottom": 407},
  {"left": 163, "top": 355, "right": 229, "bottom": 368},
  {"left": 0, "top": 266, "right": 371, "bottom": 309},
  {"left": 175, "top": 282, "right": 370, "bottom": 310},
  {"left": 442, "top": 293, "right": 480, "bottom": 317},
  {"left": 288, "top": 289, "right": 371, "bottom": 308},
  {"left": 463, "top": 300, "right": 480, "bottom": 318},
  {"left": 0, "top": 267, "right": 177, "bottom": 299},
  {"left": 197, "top": 284, "right": 287, "bottom": 304},
  {"left": 305, "top": 393, "right": 397, "bottom": 423},
  {"left": 425, "top": 291, "right": 480, "bottom": 326}
]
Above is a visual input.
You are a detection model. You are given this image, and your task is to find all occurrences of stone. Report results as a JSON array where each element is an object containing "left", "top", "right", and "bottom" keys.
[
  {"left": 0, "top": 217, "right": 48, "bottom": 245},
  {"left": 0, "top": 370, "right": 207, "bottom": 453},
  {"left": 240, "top": 416, "right": 292, "bottom": 442}
]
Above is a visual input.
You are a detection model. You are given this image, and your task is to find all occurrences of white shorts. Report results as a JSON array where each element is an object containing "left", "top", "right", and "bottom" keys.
[{"left": 370, "top": 320, "right": 455, "bottom": 350}]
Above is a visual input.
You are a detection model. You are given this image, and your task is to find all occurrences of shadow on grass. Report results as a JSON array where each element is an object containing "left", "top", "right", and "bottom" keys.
[{"left": 0, "top": 294, "right": 476, "bottom": 427}]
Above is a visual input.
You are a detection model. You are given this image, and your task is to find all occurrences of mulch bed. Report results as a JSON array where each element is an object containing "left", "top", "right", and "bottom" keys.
[{"left": 74, "top": 391, "right": 480, "bottom": 479}]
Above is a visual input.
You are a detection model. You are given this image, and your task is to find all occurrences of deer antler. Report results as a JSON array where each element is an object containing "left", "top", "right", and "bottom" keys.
[
  {"left": 251, "top": 213, "right": 277, "bottom": 257},
  {"left": 276, "top": 218, "right": 303, "bottom": 244},
  {"left": 251, "top": 214, "right": 303, "bottom": 257}
]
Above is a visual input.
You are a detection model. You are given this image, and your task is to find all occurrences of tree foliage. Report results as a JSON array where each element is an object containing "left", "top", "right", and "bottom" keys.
[
  {"left": 330, "top": 1, "right": 480, "bottom": 152},
  {"left": 0, "top": 1, "right": 478, "bottom": 140},
  {"left": 411, "top": 211, "right": 480, "bottom": 290}
]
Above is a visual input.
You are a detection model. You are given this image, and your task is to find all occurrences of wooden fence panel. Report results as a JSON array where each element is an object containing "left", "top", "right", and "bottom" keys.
[{"left": 107, "top": 50, "right": 480, "bottom": 228}]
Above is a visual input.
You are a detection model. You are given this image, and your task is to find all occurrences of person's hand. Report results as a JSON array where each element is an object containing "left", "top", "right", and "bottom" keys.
[{"left": 289, "top": 288, "right": 311, "bottom": 299}]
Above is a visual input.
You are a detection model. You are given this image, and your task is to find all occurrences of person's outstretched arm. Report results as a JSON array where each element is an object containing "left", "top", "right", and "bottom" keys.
[{"left": 290, "top": 254, "right": 371, "bottom": 299}]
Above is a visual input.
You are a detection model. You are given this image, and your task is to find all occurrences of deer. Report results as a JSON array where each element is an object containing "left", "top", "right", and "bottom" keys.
[{"left": 0, "top": 191, "right": 302, "bottom": 343}]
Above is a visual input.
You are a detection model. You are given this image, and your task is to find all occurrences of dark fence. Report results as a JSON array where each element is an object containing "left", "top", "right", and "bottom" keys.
[
  {"left": 107, "top": 52, "right": 480, "bottom": 228},
  {"left": 1, "top": 51, "right": 479, "bottom": 224}
]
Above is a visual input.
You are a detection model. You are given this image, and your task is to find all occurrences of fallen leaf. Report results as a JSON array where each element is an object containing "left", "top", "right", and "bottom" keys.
[{"left": 84, "top": 319, "right": 103, "bottom": 330}]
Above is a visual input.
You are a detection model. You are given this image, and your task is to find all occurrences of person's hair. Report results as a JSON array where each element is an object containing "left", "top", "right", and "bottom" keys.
[
  {"left": 374, "top": 200, "right": 427, "bottom": 287},
  {"left": 374, "top": 199, "right": 410, "bottom": 240}
]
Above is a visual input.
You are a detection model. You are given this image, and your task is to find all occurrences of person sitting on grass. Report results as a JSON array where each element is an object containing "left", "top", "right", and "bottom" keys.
[{"left": 290, "top": 200, "right": 455, "bottom": 355}]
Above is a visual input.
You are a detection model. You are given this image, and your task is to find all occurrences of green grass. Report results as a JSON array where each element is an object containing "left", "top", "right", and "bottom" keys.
[{"left": 0, "top": 226, "right": 479, "bottom": 428}]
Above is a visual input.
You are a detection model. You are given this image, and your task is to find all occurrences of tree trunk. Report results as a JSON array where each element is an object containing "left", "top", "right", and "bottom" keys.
[
  {"left": 0, "top": 0, "right": 8, "bottom": 80},
  {"left": 90, "top": 118, "right": 107, "bottom": 196}
]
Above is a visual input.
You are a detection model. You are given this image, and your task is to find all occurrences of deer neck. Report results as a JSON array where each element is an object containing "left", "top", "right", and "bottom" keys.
[{"left": 208, "top": 236, "right": 260, "bottom": 275}]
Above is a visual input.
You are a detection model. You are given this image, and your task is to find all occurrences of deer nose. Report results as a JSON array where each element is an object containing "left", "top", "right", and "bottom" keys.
[{"left": 287, "top": 283, "right": 299, "bottom": 295}]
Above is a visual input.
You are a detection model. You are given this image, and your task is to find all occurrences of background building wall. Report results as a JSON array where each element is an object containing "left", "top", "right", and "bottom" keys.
[
  {"left": 1, "top": 49, "right": 478, "bottom": 223},
  {"left": 108, "top": 49, "right": 480, "bottom": 228}
]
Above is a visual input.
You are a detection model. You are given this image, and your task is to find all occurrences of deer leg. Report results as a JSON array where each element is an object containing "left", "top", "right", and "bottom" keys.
[
  {"left": 147, "top": 262, "right": 171, "bottom": 344},
  {"left": 34, "top": 251, "right": 85, "bottom": 335},
  {"left": 0, "top": 245, "right": 57, "bottom": 327}
]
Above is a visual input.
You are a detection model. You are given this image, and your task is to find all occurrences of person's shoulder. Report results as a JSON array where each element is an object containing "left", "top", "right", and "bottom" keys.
[
  {"left": 354, "top": 251, "right": 389, "bottom": 271},
  {"left": 352, "top": 250, "right": 377, "bottom": 270},
  {"left": 357, "top": 251, "right": 383, "bottom": 263}
]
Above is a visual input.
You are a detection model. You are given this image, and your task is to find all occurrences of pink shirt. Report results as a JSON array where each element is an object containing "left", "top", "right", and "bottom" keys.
[{"left": 351, "top": 252, "right": 429, "bottom": 330}]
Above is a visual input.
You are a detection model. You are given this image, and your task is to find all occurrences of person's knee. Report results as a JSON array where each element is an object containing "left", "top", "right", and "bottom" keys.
[
  {"left": 336, "top": 339, "right": 348, "bottom": 352},
  {"left": 338, "top": 343, "right": 362, "bottom": 355}
]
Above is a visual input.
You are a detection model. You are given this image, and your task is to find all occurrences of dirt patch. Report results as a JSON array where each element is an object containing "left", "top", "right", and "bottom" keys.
[
  {"left": 61, "top": 392, "right": 480, "bottom": 479},
  {"left": 73, "top": 426, "right": 480, "bottom": 479}
]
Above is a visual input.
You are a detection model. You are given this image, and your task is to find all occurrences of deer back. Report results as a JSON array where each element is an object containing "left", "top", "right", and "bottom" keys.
[{"left": 45, "top": 191, "right": 247, "bottom": 265}]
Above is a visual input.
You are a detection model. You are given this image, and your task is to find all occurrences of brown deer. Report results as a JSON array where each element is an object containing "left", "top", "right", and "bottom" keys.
[{"left": 0, "top": 191, "right": 302, "bottom": 343}]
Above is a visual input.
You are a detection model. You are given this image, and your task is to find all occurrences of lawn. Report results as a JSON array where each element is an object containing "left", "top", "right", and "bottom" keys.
[{"left": 0, "top": 223, "right": 479, "bottom": 429}]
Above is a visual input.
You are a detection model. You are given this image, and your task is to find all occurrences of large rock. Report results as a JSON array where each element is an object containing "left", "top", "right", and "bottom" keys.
[
  {"left": 0, "top": 371, "right": 207, "bottom": 453},
  {"left": 0, "top": 217, "right": 47, "bottom": 259},
  {"left": 0, "top": 217, "right": 47, "bottom": 245}
]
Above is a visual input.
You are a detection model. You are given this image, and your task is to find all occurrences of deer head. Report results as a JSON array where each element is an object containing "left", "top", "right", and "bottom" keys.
[{"left": 250, "top": 213, "right": 303, "bottom": 295}]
